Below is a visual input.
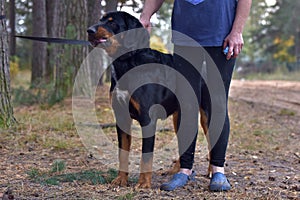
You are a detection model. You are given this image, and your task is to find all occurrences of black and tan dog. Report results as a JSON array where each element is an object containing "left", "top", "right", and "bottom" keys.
[{"left": 87, "top": 11, "right": 211, "bottom": 189}]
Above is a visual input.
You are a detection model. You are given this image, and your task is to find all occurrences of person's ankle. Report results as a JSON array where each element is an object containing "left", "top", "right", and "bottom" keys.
[
  {"left": 211, "top": 165, "right": 225, "bottom": 174},
  {"left": 179, "top": 168, "right": 192, "bottom": 176}
]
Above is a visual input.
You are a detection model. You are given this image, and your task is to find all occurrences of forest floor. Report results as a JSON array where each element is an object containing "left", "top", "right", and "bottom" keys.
[{"left": 0, "top": 79, "right": 299, "bottom": 199}]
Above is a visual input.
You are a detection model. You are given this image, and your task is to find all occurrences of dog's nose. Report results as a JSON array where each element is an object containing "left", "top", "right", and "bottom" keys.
[{"left": 87, "top": 26, "right": 97, "bottom": 34}]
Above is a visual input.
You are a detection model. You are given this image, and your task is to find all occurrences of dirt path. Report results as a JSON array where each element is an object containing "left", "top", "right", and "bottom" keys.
[
  {"left": 0, "top": 80, "right": 299, "bottom": 199},
  {"left": 230, "top": 80, "right": 300, "bottom": 116}
]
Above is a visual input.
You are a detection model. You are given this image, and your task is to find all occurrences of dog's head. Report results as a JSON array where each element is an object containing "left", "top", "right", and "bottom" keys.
[{"left": 87, "top": 11, "right": 150, "bottom": 57}]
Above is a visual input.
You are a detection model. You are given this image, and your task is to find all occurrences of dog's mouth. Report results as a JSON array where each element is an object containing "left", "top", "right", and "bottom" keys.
[
  {"left": 87, "top": 25, "right": 115, "bottom": 48},
  {"left": 88, "top": 36, "right": 109, "bottom": 47}
]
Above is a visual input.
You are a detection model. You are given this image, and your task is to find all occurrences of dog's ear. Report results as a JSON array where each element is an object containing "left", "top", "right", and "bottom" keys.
[
  {"left": 121, "top": 12, "right": 150, "bottom": 51},
  {"left": 123, "top": 12, "right": 143, "bottom": 30}
]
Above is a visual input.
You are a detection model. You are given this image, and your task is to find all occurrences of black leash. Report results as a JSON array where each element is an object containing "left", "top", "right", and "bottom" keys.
[
  {"left": 0, "top": 15, "right": 5, "bottom": 20},
  {"left": 15, "top": 35, "right": 91, "bottom": 46}
]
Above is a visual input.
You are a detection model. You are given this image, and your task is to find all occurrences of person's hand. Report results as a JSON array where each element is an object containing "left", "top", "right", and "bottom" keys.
[
  {"left": 223, "top": 31, "right": 244, "bottom": 60},
  {"left": 140, "top": 14, "right": 152, "bottom": 33}
]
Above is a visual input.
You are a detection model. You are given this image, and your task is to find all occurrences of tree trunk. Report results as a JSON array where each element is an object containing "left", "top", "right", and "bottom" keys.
[
  {"left": 103, "top": 0, "right": 119, "bottom": 84},
  {"left": 45, "top": 0, "right": 60, "bottom": 82},
  {"left": 88, "top": 0, "right": 102, "bottom": 27},
  {"left": 105, "top": 0, "right": 118, "bottom": 12},
  {"left": 9, "top": 0, "right": 16, "bottom": 56},
  {"left": 0, "top": 0, "right": 16, "bottom": 128},
  {"left": 31, "top": 0, "right": 47, "bottom": 86},
  {"left": 54, "top": 0, "right": 89, "bottom": 100},
  {"left": 52, "top": 0, "right": 67, "bottom": 101},
  {"left": 88, "top": 0, "right": 105, "bottom": 86},
  {"left": 45, "top": 0, "right": 61, "bottom": 81}
]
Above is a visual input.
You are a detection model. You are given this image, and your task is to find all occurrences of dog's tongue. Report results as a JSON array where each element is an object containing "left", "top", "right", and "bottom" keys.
[{"left": 99, "top": 38, "right": 107, "bottom": 43}]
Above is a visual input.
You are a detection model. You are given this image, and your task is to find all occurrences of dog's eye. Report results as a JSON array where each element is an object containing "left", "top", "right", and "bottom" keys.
[
  {"left": 108, "top": 21, "right": 118, "bottom": 30},
  {"left": 109, "top": 21, "right": 116, "bottom": 26}
]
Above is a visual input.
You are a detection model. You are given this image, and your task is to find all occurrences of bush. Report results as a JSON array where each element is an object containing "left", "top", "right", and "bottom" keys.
[{"left": 10, "top": 56, "right": 20, "bottom": 79}]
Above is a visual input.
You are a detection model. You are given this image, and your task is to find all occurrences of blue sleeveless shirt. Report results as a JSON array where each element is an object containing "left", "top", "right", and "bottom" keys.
[{"left": 171, "top": 0, "right": 237, "bottom": 46}]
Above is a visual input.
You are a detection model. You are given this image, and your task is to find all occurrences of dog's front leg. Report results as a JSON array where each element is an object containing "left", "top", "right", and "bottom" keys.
[
  {"left": 112, "top": 124, "right": 132, "bottom": 187},
  {"left": 135, "top": 123, "right": 156, "bottom": 189}
]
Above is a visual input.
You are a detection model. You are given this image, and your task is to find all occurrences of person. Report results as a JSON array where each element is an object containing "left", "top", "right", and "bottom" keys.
[{"left": 140, "top": 0, "right": 252, "bottom": 191}]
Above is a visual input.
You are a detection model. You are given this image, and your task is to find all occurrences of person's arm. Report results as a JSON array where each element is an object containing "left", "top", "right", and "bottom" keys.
[
  {"left": 140, "top": 0, "right": 165, "bottom": 31},
  {"left": 224, "top": 0, "right": 252, "bottom": 60}
]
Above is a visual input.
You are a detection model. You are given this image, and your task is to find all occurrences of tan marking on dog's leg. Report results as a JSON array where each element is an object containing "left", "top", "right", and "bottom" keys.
[
  {"left": 135, "top": 158, "right": 153, "bottom": 189},
  {"left": 168, "top": 159, "right": 180, "bottom": 175},
  {"left": 129, "top": 98, "right": 141, "bottom": 115},
  {"left": 200, "top": 108, "right": 212, "bottom": 178},
  {"left": 166, "top": 112, "right": 181, "bottom": 174},
  {"left": 112, "top": 126, "right": 132, "bottom": 187}
]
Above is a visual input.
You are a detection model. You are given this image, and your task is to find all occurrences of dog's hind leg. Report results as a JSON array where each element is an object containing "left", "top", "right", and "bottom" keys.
[
  {"left": 135, "top": 122, "right": 157, "bottom": 189},
  {"left": 167, "top": 111, "right": 180, "bottom": 175},
  {"left": 200, "top": 108, "right": 212, "bottom": 178},
  {"left": 112, "top": 121, "right": 132, "bottom": 187}
]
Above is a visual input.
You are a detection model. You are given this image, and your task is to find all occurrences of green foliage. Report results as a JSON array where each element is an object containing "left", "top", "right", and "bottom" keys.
[
  {"left": 117, "top": 192, "right": 136, "bottom": 200},
  {"left": 27, "top": 165, "right": 119, "bottom": 186},
  {"left": 0, "top": 117, "right": 8, "bottom": 129},
  {"left": 273, "top": 36, "right": 296, "bottom": 63},
  {"left": 27, "top": 168, "right": 42, "bottom": 180},
  {"left": 51, "top": 160, "right": 66, "bottom": 173},
  {"left": 248, "top": 0, "right": 300, "bottom": 63},
  {"left": 12, "top": 87, "right": 41, "bottom": 106},
  {"left": 27, "top": 161, "right": 118, "bottom": 186},
  {"left": 12, "top": 81, "right": 65, "bottom": 106},
  {"left": 9, "top": 56, "right": 20, "bottom": 79},
  {"left": 235, "top": 64, "right": 300, "bottom": 81},
  {"left": 150, "top": 35, "right": 169, "bottom": 53},
  {"left": 43, "top": 138, "right": 73, "bottom": 151},
  {"left": 48, "top": 170, "right": 106, "bottom": 185},
  {"left": 105, "top": 168, "right": 118, "bottom": 183},
  {"left": 279, "top": 108, "right": 296, "bottom": 116},
  {"left": 0, "top": 106, "right": 16, "bottom": 129},
  {"left": 26, "top": 164, "right": 136, "bottom": 187}
]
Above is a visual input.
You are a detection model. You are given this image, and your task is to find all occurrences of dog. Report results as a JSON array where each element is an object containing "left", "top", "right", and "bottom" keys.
[{"left": 87, "top": 11, "right": 211, "bottom": 189}]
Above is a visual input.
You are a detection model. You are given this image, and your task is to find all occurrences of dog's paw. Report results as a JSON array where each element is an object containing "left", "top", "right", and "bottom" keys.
[
  {"left": 135, "top": 181, "right": 151, "bottom": 189},
  {"left": 167, "top": 159, "right": 180, "bottom": 175},
  {"left": 135, "top": 173, "right": 152, "bottom": 189},
  {"left": 111, "top": 175, "right": 128, "bottom": 187},
  {"left": 206, "top": 164, "right": 212, "bottom": 178}
]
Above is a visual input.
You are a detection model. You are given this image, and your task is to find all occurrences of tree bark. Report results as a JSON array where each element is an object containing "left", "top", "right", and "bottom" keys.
[
  {"left": 0, "top": 0, "right": 16, "bottom": 128},
  {"left": 88, "top": 0, "right": 105, "bottom": 86},
  {"left": 31, "top": 0, "right": 47, "bottom": 86},
  {"left": 45, "top": 0, "right": 60, "bottom": 81},
  {"left": 103, "top": 0, "right": 119, "bottom": 84},
  {"left": 88, "top": 0, "right": 102, "bottom": 27},
  {"left": 54, "top": 0, "right": 89, "bottom": 99},
  {"left": 9, "top": 0, "right": 16, "bottom": 56},
  {"left": 105, "top": 0, "right": 118, "bottom": 12}
]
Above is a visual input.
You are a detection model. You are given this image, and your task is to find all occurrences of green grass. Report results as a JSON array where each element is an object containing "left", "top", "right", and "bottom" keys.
[
  {"left": 27, "top": 161, "right": 119, "bottom": 186},
  {"left": 234, "top": 67, "right": 300, "bottom": 81},
  {"left": 26, "top": 162, "right": 138, "bottom": 187},
  {"left": 117, "top": 192, "right": 136, "bottom": 200},
  {"left": 43, "top": 138, "right": 73, "bottom": 150},
  {"left": 279, "top": 108, "right": 296, "bottom": 116},
  {"left": 11, "top": 69, "right": 31, "bottom": 90},
  {"left": 28, "top": 169, "right": 107, "bottom": 186},
  {"left": 51, "top": 159, "right": 66, "bottom": 173}
]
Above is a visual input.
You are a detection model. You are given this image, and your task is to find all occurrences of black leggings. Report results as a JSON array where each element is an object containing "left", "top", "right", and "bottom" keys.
[{"left": 173, "top": 45, "right": 236, "bottom": 169}]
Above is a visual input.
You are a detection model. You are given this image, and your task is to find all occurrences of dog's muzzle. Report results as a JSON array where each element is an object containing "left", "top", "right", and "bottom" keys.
[{"left": 87, "top": 26, "right": 109, "bottom": 47}]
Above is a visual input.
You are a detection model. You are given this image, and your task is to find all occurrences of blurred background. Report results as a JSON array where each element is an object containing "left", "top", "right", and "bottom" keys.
[
  {"left": 1, "top": 2, "right": 299, "bottom": 199},
  {"left": 3, "top": 0, "right": 300, "bottom": 105}
]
